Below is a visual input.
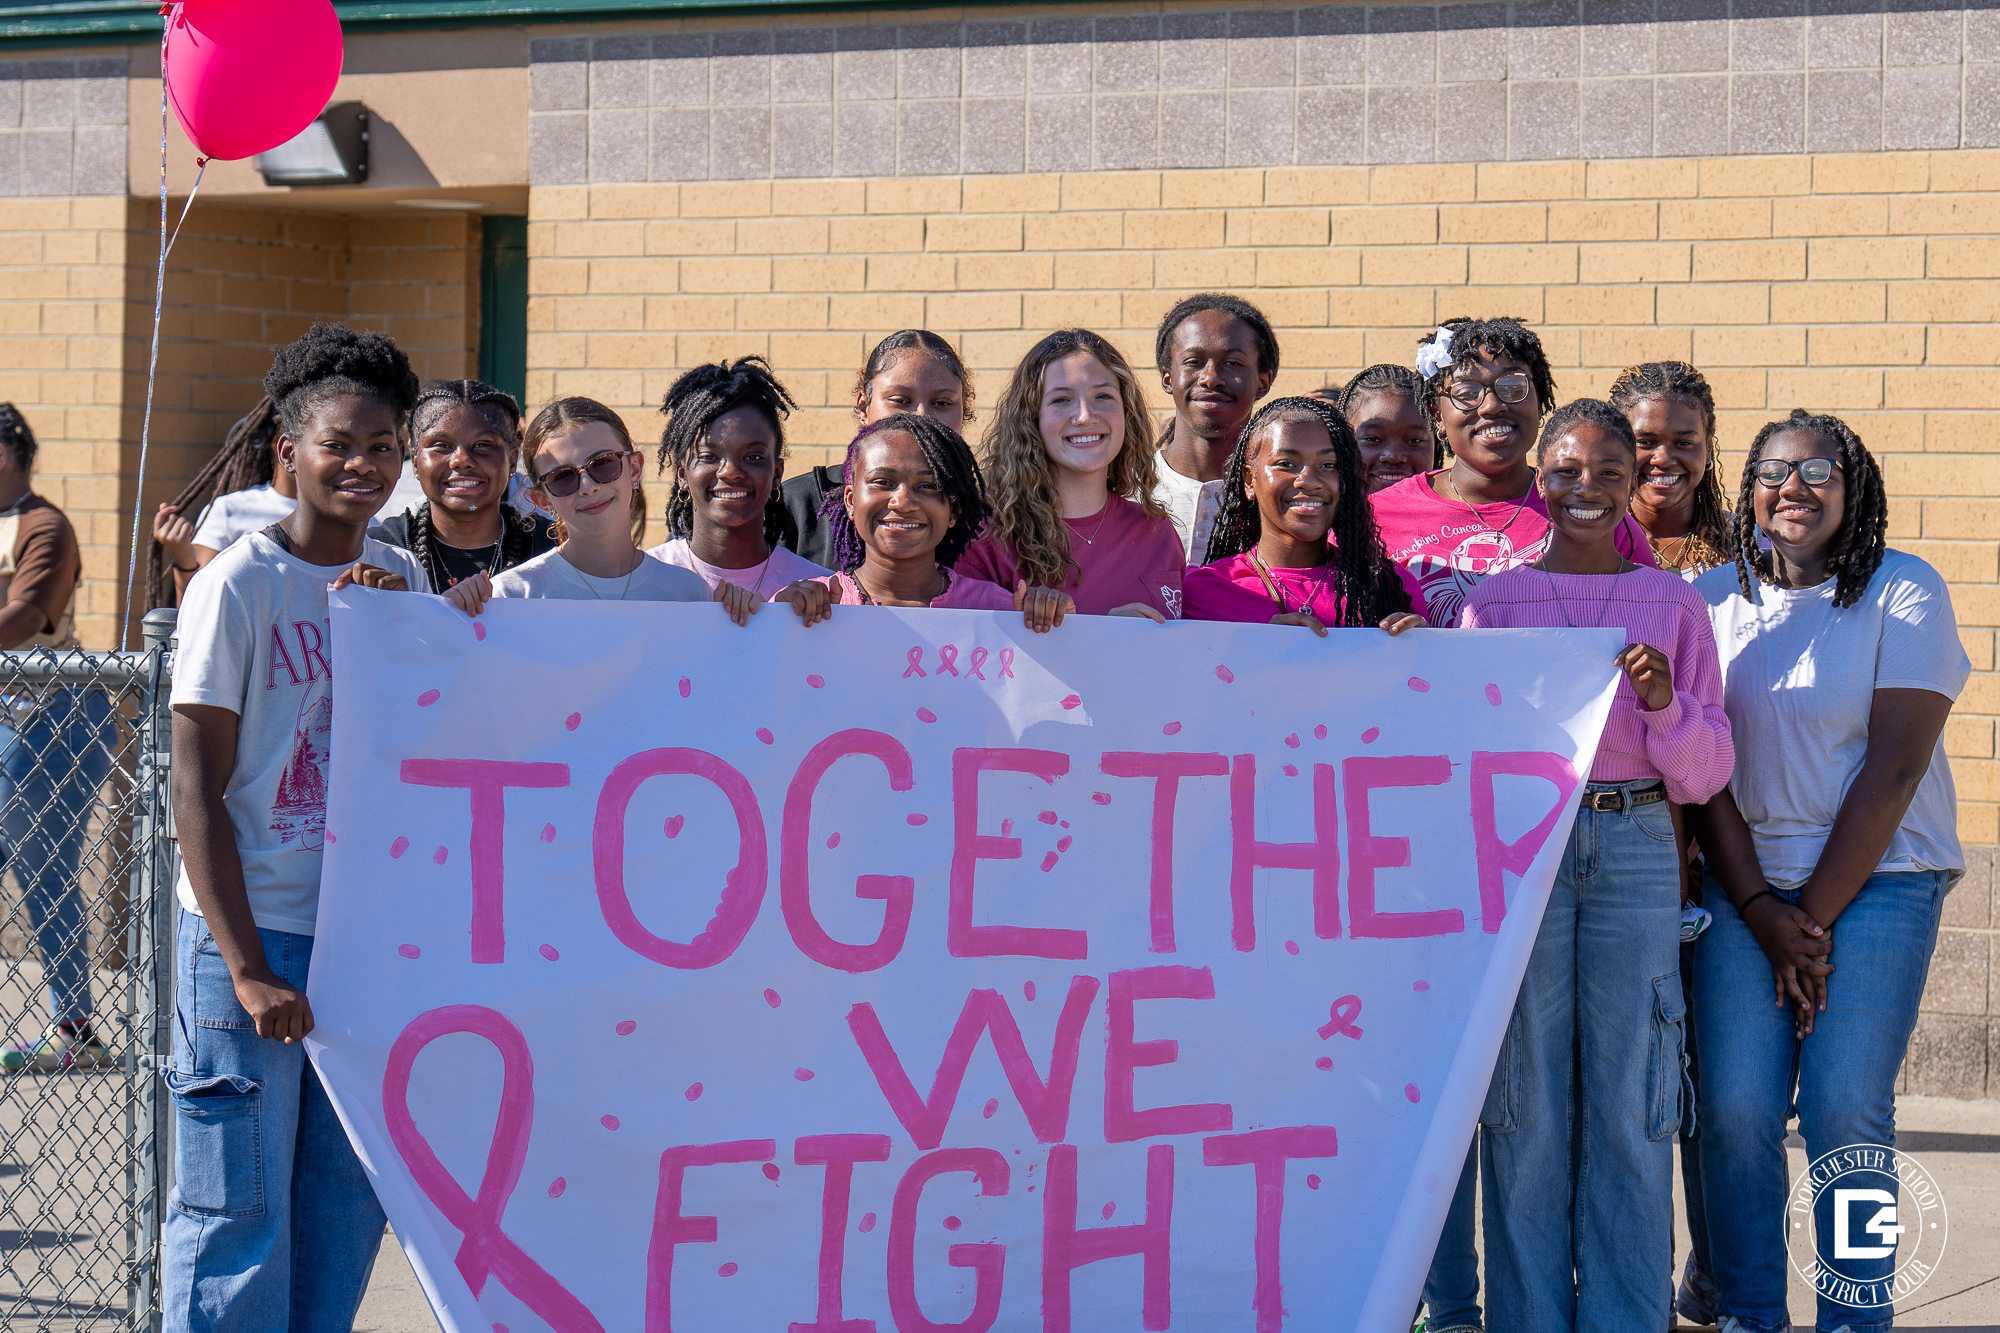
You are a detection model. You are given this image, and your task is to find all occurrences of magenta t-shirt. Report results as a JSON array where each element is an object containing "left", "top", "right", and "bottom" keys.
[
  {"left": 1184, "top": 553, "right": 1352, "bottom": 625},
  {"left": 816, "top": 570, "right": 1016, "bottom": 611},
  {"left": 1369, "top": 469, "right": 1657, "bottom": 627},
  {"left": 954, "top": 494, "right": 1185, "bottom": 618}
]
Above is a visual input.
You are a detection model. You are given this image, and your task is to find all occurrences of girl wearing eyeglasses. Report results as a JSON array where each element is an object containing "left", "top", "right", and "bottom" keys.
[
  {"left": 481, "top": 397, "right": 762, "bottom": 622},
  {"left": 1370, "top": 317, "right": 1656, "bottom": 627},
  {"left": 1685, "top": 410, "right": 1967, "bottom": 1333}
]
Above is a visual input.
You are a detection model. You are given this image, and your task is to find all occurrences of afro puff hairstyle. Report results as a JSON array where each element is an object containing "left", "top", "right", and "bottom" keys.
[{"left": 263, "top": 322, "right": 419, "bottom": 441}]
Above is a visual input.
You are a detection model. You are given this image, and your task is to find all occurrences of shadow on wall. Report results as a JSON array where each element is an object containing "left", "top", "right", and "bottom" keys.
[{"left": 365, "top": 113, "right": 438, "bottom": 190}]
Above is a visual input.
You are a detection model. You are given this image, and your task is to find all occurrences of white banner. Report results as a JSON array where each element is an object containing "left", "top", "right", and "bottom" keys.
[{"left": 308, "top": 589, "right": 1619, "bottom": 1333}]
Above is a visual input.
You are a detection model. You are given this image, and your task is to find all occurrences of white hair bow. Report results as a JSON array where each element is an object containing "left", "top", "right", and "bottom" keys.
[{"left": 1414, "top": 326, "right": 1454, "bottom": 379}]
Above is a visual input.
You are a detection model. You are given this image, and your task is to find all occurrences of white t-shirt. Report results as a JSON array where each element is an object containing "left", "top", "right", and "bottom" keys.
[
  {"left": 490, "top": 548, "right": 709, "bottom": 602},
  {"left": 1695, "top": 549, "right": 1970, "bottom": 890},
  {"left": 1153, "top": 456, "right": 1226, "bottom": 563},
  {"left": 170, "top": 531, "right": 430, "bottom": 935},
  {"left": 192, "top": 484, "right": 295, "bottom": 553},
  {"left": 646, "top": 537, "right": 831, "bottom": 595}
]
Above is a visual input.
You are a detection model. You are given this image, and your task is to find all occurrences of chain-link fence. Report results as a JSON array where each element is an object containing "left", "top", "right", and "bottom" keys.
[{"left": 0, "top": 610, "right": 175, "bottom": 1332}]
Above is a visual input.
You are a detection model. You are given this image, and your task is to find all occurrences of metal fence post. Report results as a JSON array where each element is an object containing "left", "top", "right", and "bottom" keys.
[{"left": 134, "top": 608, "right": 175, "bottom": 1333}]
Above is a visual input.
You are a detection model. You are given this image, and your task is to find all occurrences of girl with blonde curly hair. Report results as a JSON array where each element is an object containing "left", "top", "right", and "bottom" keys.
[{"left": 955, "top": 329, "right": 1184, "bottom": 620}]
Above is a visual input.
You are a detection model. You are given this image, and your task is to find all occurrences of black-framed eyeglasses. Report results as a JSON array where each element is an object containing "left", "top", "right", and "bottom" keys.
[
  {"left": 1443, "top": 374, "right": 1533, "bottom": 410},
  {"left": 535, "top": 449, "right": 631, "bottom": 498},
  {"left": 1753, "top": 457, "right": 1837, "bottom": 488}
]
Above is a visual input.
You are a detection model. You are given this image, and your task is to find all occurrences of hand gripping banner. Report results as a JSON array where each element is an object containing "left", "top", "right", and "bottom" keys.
[{"left": 308, "top": 589, "right": 1620, "bottom": 1333}]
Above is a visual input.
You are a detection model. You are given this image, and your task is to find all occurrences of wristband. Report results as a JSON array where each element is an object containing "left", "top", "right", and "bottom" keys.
[
  {"left": 173, "top": 562, "right": 196, "bottom": 573},
  {"left": 1737, "top": 888, "right": 1780, "bottom": 916}
]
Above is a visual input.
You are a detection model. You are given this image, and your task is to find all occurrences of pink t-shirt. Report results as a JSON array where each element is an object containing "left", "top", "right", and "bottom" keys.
[
  {"left": 1370, "top": 470, "right": 1656, "bottom": 627},
  {"left": 954, "top": 494, "right": 1185, "bottom": 618},
  {"left": 1184, "top": 553, "right": 1351, "bottom": 625},
  {"left": 817, "top": 569, "right": 1016, "bottom": 611},
  {"left": 646, "top": 537, "right": 831, "bottom": 595},
  {"left": 1460, "top": 564, "right": 1733, "bottom": 804}
]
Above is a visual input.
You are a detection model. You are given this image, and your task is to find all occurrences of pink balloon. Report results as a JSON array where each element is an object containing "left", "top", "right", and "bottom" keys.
[{"left": 165, "top": 0, "right": 343, "bottom": 161}]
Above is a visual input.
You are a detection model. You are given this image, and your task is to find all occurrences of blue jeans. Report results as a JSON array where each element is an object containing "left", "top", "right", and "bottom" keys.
[
  {"left": 1693, "top": 869, "right": 1947, "bottom": 1333},
  {"left": 0, "top": 687, "right": 116, "bottom": 1023},
  {"left": 1422, "top": 1140, "right": 1481, "bottom": 1329},
  {"left": 1480, "top": 782, "right": 1686, "bottom": 1333},
  {"left": 162, "top": 911, "right": 386, "bottom": 1333}
]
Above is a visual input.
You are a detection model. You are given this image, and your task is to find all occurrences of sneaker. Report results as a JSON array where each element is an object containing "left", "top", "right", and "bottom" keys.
[
  {"left": 1, "top": 1022, "right": 110, "bottom": 1072},
  {"left": 1675, "top": 1249, "right": 1719, "bottom": 1325},
  {"left": 1681, "top": 899, "right": 1714, "bottom": 943}
]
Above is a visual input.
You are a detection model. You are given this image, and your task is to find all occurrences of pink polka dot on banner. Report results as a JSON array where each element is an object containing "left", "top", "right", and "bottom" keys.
[
  {"left": 859, "top": 1212, "right": 877, "bottom": 1233},
  {"left": 417, "top": 689, "right": 440, "bottom": 707},
  {"left": 433, "top": 846, "right": 449, "bottom": 865},
  {"left": 1314, "top": 724, "right": 1328, "bottom": 740},
  {"left": 664, "top": 815, "right": 684, "bottom": 839},
  {"left": 1284, "top": 940, "right": 1300, "bottom": 956},
  {"left": 685, "top": 1082, "right": 703, "bottom": 1101},
  {"left": 1407, "top": 677, "right": 1431, "bottom": 693},
  {"left": 1361, "top": 727, "right": 1381, "bottom": 744},
  {"left": 943, "top": 1216, "right": 962, "bottom": 1231},
  {"left": 1485, "top": 683, "right": 1503, "bottom": 705},
  {"left": 795, "top": 1068, "right": 815, "bottom": 1081},
  {"left": 540, "top": 944, "right": 560, "bottom": 961},
  {"left": 678, "top": 678, "right": 691, "bottom": 698},
  {"left": 1315, "top": 1056, "right": 1333, "bottom": 1071},
  {"left": 1038, "top": 811, "right": 1058, "bottom": 824},
  {"left": 398, "top": 944, "right": 421, "bottom": 959},
  {"left": 983, "top": 1098, "right": 999, "bottom": 1119},
  {"left": 493, "top": 1324, "right": 507, "bottom": 1333},
  {"left": 1000, "top": 818, "right": 1014, "bottom": 837},
  {"left": 539, "top": 823, "right": 556, "bottom": 843},
  {"left": 1057, "top": 835, "right": 1072, "bottom": 852},
  {"left": 1039, "top": 851, "right": 1059, "bottom": 872},
  {"left": 1162, "top": 721, "right": 1183, "bottom": 735},
  {"left": 1405, "top": 1083, "right": 1421, "bottom": 1103},
  {"left": 1060, "top": 694, "right": 1082, "bottom": 710},
  {"left": 765, "top": 989, "right": 782, "bottom": 1008},
  {"left": 756, "top": 728, "right": 775, "bottom": 745},
  {"left": 390, "top": 837, "right": 409, "bottom": 859},
  {"left": 548, "top": 1178, "right": 566, "bottom": 1199},
  {"left": 1215, "top": 664, "right": 1235, "bottom": 684},
  {"left": 1092, "top": 792, "right": 1111, "bottom": 805},
  {"left": 718, "top": 1263, "right": 738, "bottom": 1277},
  {"left": 1285, "top": 733, "right": 1300, "bottom": 748},
  {"left": 601, "top": 1115, "right": 620, "bottom": 1131},
  {"left": 762, "top": 1163, "right": 781, "bottom": 1181},
  {"left": 1024, "top": 980, "right": 1037, "bottom": 1001},
  {"left": 906, "top": 813, "right": 928, "bottom": 826},
  {"left": 565, "top": 712, "right": 581, "bottom": 732},
  {"left": 1413, "top": 980, "right": 1431, "bottom": 992},
  {"left": 1283, "top": 764, "right": 1300, "bottom": 777},
  {"left": 615, "top": 1020, "right": 637, "bottom": 1035},
  {"left": 473, "top": 622, "right": 487, "bottom": 642},
  {"left": 1102, "top": 1202, "right": 1117, "bottom": 1220},
  {"left": 826, "top": 832, "right": 841, "bottom": 849},
  {"left": 326, "top": 832, "right": 336, "bottom": 843},
  {"left": 1307, "top": 1175, "right": 1322, "bottom": 1191},
  {"left": 806, "top": 674, "right": 825, "bottom": 689},
  {"left": 915, "top": 708, "right": 937, "bottom": 724}
]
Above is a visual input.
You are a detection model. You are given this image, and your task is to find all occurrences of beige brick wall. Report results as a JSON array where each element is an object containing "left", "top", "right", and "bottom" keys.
[{"left": 528, "top": 151, "right": 2000, "bottom": 1093}]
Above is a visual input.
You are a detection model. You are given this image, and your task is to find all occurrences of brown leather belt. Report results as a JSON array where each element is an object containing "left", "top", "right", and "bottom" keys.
[{"left": 1579, "top": 784, "right": 1666, "bottom": 814}]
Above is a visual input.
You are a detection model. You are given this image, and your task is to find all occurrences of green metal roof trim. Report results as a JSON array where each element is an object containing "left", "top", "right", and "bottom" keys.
[{"left": 0, "top": 0, "right": 1007, "bottom": 46}]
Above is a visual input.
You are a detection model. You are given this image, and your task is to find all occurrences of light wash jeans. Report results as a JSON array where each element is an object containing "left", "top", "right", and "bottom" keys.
[
  {"left": 162, "top": 910, "right": 386, "bottom": 1333},
  {"left": 0, "top": 687, "right": 116, "bottom": 1023},
  {"left": 1421, "top": 1141, "right": 1481, "bottom": 1330},
  {"left": 1693, "top": 868, "right": 1948, "bottom": 1333},
  {"left": 1480, "top": 781, "right": 1688, "bottom": 1333}
]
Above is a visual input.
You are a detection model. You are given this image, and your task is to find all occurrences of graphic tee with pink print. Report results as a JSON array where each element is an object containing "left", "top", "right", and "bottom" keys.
[
  {"left": 953, "top": 494, "right": 1186, "bottom": 618},
  {"left": 170, "top": 530, "right": 430, "bottom": 935},
  {"left": 1369, "top": 469, "right": 1657, "bottom": 627}
]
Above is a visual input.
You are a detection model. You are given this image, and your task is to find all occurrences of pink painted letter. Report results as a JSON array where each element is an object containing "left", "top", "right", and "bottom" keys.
[
  {"left": 1228, "top": 756, "right": 1340, "bottom": 951},
  {"left": 1097, "top": 751, "right": 1229, "bottom": 953},
  {"left": 1042, "top": 1143, "right": 1175, "bottom": 1333},
  {"left": 646, "top": 1138, "right": 778, "bottom": 1333},
  {"left": 398, "top": 759, "right": 570, "bottom": 963},
  {"left": 1469, "top": 750, "right": 1581, "bottom": 933},
  {"left": 791, "top": 1134, "right": 892, "bottom": 1333},
  {"left": 887, "top": 1148, "right": 1010, "bottom": 1333},
  {"left": 1104, "top": 966, "right": 1232, "bottom": 1142},
  {"left": 782, "top": 729, "right": 916, "bottom": 973},
  {"left": 1342, "top": 755, "right": 1465, "bottom": 939},
  {"left": 948, "top": 747, "right": 1083, "bottom": 959},
  {"left": 1201, "top": 1126, "right": 1340, "bottom": 1333}
]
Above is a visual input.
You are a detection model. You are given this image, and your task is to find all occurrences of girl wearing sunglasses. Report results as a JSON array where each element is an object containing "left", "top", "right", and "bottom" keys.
[{"left": 479, "top": 398, "right": 764, "bottom": 622}]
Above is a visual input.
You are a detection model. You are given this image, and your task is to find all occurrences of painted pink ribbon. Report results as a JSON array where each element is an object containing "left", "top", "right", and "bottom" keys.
[
  {"left": 936, "top": 644, "right": 961, "bottom": 677},
  {"left": 903, "top": 648, "right": 928, "bottom": 679},
  {"left": 998, "top": 648, "right": 1016, "bottom": 679},
  {"left": 1316, "top": 995, "right": 1364, "bottom": 1041},
  {"left": 383, "top": 1005, "right": 604, "bottom": 1332},
  {"left": 967, "top": 647, "right": 989, "bottom": 680}
]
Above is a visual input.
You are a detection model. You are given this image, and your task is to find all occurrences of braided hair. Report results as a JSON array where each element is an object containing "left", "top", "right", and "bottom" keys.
[
  {"left": 817, "top": 414, "right": 991, "bottom": 573},
  {"left": 1608, "top": 361, "right": 1733, "bottom": 569},
  {"left": 1200, "top": 396, "right": 1412, "bottom": 626},
  {"left": 144, "top": 398, "right": 278, "bottom": 610},
  {"left": 263, "top": 322, "right": 419, "bottom": 441},
  {"left": 1338, "top": 363, "right": 1443, "bottom": 470},
  {"left": 402, "top": 378, "right": 539, "bottom": 590},
  {"left": 1535, "top": 397, "right": 1638, "bottom": 461},
  {"left": 853, "top": 330, "right": 976, "bottom": 423},
  {"left": 1414, "top": 316, "right": 1557, "bottom": 426},
  {"left": 658, "top": 357, "right": 798, "bottom": 549},
  {"left": 1733, "top": 409, "right": 1887, "bottom": 609},
  {"left": 0, "top": 403, "right": 37, "bottom": 472}
]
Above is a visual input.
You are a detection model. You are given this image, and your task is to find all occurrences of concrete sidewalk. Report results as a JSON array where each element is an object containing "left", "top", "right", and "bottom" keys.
[{"left": 352, "top": 1094, "right": 2000, "bottom": 1333}]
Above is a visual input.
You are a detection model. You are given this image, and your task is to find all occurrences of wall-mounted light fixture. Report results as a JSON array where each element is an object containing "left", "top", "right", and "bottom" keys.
[{"left": 253, "top": 102, "right": 368, "bottom": 187}]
